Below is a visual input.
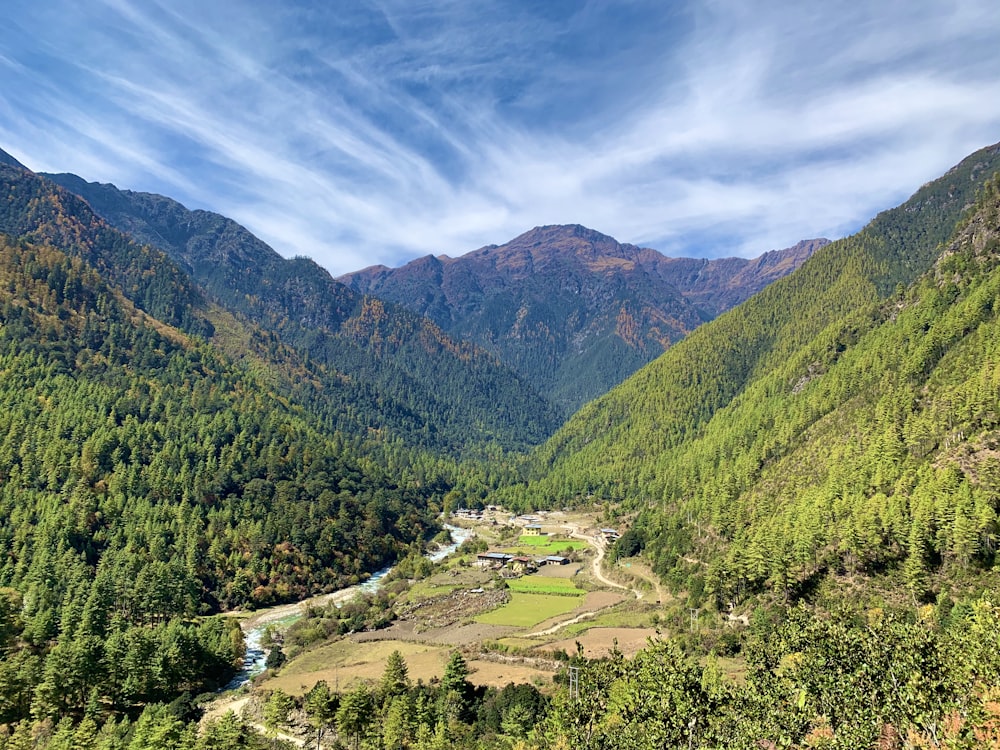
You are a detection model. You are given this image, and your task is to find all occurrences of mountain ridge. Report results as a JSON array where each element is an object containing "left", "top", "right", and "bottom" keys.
[
  {"left": 341, "top": 224, "right": 824, "bottom": 411},
  {"left": 40, "top": 170, "right": 563, "bottom": 454},
  {"left": 0, "top": 147, "right": 27, "bottom": 169},
  {"left": 500, "top": 140, "right": 1000, "bottom": 612}
]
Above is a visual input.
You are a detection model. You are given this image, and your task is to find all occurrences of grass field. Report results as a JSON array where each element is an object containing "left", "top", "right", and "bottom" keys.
[
  {"left": 475, "top": 592, "right": 581, "bottom": 627},
  {"left": 404, "top": 581, "right": 464, "bottom": 601},
  {"left": 505, "top": 536, "right": 589, "bottom": 554},
  {"left": 506, "top": 577, "right": 585, "bottom": 596},
  {"left": 557, "top": 604, "right": 652, "bottom": 635}
]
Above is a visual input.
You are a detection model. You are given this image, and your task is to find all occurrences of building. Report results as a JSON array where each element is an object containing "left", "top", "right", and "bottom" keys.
[
  {"left": 476, "top": 552, "right": 513, "bottom": 569},
  {"left": 524, "top": 524, "right": 543, "bottom": 536},
  {"left": 509, "top": 556, "right": 536, "bottom": 574}
]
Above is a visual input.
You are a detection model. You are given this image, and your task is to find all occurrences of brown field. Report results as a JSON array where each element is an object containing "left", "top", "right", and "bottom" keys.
[
  {"left": 579, "top": 591, "right": 626, "bottom": 610},
  {"left": 411, "top": 621, "right": 519, "bottom": 646},
  {"left": 535, "top": 563, "right": 583, "bottom": 579},
  {"left": 541, "top": 627, "right": 659, "bottom": 659},
  {"left": 352, "top": 617, "right": 518, "bottom": 647},
  {"left": 265, "top": 640, "right": 448, "bottom": 696},
  {"left": 466, "top": 658, "right": 556, "bottom": 688}
]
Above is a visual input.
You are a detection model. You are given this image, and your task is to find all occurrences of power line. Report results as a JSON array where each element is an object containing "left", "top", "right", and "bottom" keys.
[{"left": 568, "top": 665, "right": 580, "bottom": 701}]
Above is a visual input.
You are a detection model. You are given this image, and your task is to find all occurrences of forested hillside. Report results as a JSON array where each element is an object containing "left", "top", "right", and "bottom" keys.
[
  {"left": 0, "top": 164, "right": 211, "bottom": 339},
  {"left": 0, "top": 230, "right": 448, "bottom": 723},
  {"left": 41, "top": 171, "right": 562, "bottom": 454},
  {"left": 341, "top": 225, "right": 821, "bottom": 412},
  {"left": 5, "top": 138, "right": 1000, "bottom": 749},
  {"left": 0, "top": 157, "right": 475, "bottom": 734},
  {"left": 503, "top": 142, "right": 1000, "bottom": 605}
]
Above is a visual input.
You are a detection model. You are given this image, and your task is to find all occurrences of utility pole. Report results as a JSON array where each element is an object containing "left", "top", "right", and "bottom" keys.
[
  {"left": 568, "top": 666, "right": 580, "bottom": 701},
  {"left": 690, "top": 608, "right": 698, "bottom": 633}
]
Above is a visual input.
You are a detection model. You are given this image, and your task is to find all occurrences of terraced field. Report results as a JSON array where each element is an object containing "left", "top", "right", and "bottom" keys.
[
  {"left": 506, "top": 576, "right": 585, "bottom": 596},
  {"left": 475, "top": 592, "right": 583, "bottom": 627},
  {"left": 503, "top": 535, "right": 589, "bottom": 554}
]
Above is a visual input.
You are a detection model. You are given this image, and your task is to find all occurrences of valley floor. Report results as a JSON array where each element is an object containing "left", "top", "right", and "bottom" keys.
[{"left": 210, "top": 509, "right": 671, "bottom": 720}]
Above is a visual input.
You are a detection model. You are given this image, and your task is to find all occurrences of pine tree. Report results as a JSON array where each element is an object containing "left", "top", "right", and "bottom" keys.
[
  {"left": 262, "top": 688, "right": 294, "bottom": 741},
  {"left": 336, "top": 684, "right": 373, "bottom": 750},
  {"left": 378, "top": 650, "right": 410, "bottom": 703},
  {"left": 302, "top": 681, "right": 336, "bottom": 750},
  {"left": 382, "top": 694, "right": 415, "bottom": 749}
]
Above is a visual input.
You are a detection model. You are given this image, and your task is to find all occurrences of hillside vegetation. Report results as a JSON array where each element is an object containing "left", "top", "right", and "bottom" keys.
[
  {"left": 43, "top": 172, "right": 562, "bottom": 455},
  {"left": 0, "top": 160, "right": 473, "bottom": 733},
  {"left": 3, "top": 138, "right": 1000, "bottom": 748},
  {"left": 500, "top": 142, "right": 1000, "bottom": 608},
  {"left": 0, "top": 229, "right": 452, "bottom": 722}
]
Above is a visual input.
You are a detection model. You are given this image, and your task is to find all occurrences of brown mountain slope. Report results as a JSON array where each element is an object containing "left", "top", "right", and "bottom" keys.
[
  {"left": 654, "top": 238, "right": 827, "bottom": 317},
  {"left": 341, "top": 225, "right": 824, "bottom": 412}
]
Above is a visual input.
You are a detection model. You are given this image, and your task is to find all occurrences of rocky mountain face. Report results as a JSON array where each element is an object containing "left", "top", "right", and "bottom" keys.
[
  {"left": 653, "top": 238, "right": 827, "bottom": 317},
  {"left": 341, "top": 225, "right": 824, "bottom": 412}
]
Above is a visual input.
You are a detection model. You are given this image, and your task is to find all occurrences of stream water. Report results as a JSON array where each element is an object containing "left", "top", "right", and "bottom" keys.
[{"left": 224, "top": 523, "right": 473, "bottom": 690}]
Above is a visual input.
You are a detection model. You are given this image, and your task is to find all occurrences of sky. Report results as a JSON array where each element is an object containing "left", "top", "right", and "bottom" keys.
[{"left": 2, "top": 1, "right": 1000, "bottom": 276}]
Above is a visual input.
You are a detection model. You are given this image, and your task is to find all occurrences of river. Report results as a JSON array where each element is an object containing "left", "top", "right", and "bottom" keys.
[{"left": 223, "top": 523, "right": 473, "bottom": 690}]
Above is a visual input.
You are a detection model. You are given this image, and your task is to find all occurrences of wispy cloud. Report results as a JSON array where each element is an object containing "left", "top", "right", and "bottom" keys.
[{"left": 1, "top": 0, "right": 999, "bottom": 274}]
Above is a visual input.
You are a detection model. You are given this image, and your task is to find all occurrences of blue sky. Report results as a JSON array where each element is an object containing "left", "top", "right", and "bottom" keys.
[{"left": 2, "top": 1, "right": 1000, "bottom": 275}]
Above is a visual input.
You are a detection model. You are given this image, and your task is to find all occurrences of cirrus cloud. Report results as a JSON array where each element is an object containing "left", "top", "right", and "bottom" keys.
[{"left": 1, "top": 0, "right": 999, "bottom": 274}]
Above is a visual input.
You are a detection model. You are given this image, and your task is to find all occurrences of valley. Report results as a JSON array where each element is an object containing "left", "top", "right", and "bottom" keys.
[
  {"left": 1, "top": 139, "right": 1000, "bottom": 748},
  {"left": 245, "top": 510, "right": 660, "bottom": 694},
  {"left": 211, "top": 509, "right": 669, "bottom": 744}
]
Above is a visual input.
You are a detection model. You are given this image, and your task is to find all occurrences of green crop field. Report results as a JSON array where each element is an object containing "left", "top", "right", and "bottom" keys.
[
  {"left": 475, "top": 592, "right": 581, "bottom": 627},
  {"left": 506, "top": 536, "right": 589, "bottom": 553},
  {"left": 506, "top": 577, "right": 585, "bottom": 596}
]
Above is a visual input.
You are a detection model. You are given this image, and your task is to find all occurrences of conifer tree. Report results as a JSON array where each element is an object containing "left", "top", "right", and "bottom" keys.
[
  {"left": 302, "top": 681, "right": 336, "bottom": 750},
  {"left": 379, "top": 650, "right": 410, "bottom": 703},
  {"left": 336, "top": 684, "right": 373, "bottom": 750}
]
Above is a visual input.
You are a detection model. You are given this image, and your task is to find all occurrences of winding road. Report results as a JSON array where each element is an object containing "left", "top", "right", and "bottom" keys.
[
  {"left": 562, "top": 523, "right": 638, "bottom": 595},
  {"left": 564, "top": 523, "right": 668, "bottom": 604}
]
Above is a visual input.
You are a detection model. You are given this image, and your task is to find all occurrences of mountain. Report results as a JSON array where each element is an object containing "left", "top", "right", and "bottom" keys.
[
  {"left": 340, "top": 225, "right": 823, "bottom": 412},
  {"left": 40, "top": 170, "right": 563, "bottom": 455},
  {"left": 504, "top": 141, "right": 1000, "bottom": 607},
  {"left": 5, "top": 137, "right": 1000, "bottom": 748},
  {"left": 652, "top": 238, "right": 825, "bottom": 317},
  {"left": 0, "top": 162, "right": 473, "bottom": 725},
  {"left": 0, "top": 156, "right": 456, "bottom": 601},
  {"left": 0, "top": 149, "right": 26, "bottom": 169}
]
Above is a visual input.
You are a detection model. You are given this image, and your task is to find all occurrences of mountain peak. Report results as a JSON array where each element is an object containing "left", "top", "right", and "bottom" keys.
[
  {"left": 466, "top": 223, "right": 644, "bottom": 276},
  {"left": 341, "top": 224, "right": 817, "bottom": 411},
  {"left": 502, "top": 223, "right": 629, "bottom": 250},
  {"left": 512, "top": 223, "right": 620, "bottom": 245}
]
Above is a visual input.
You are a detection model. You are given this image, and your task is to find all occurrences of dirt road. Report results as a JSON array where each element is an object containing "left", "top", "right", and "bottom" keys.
[
  {"left": 562, "top": 523, "right": 637, "bottom": 595},
  {"left": 563, "top": 523, "right": 668, "bottom": 603}
]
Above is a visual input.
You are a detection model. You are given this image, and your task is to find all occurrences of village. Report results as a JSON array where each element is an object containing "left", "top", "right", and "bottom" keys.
[
  {"left": 456, "top": 508, "right": 622, "bottom": 577},
  {"left": 226, "top": 506, "right": 663, "bottom": 703}
]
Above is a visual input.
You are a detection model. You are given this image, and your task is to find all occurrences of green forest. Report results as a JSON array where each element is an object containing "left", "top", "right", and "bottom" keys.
[
  {"left": 5, "top": 602, "right": 1000, "bottom": 749},
  {"left": 2, "top": 140, "right": 1000, "bottom": 748},
  {"left": 498, "top": 145, "right": 1000, "bottom": 607},
  {"left": 41, "top": 173, "right": 563, "bottom": 457}
]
